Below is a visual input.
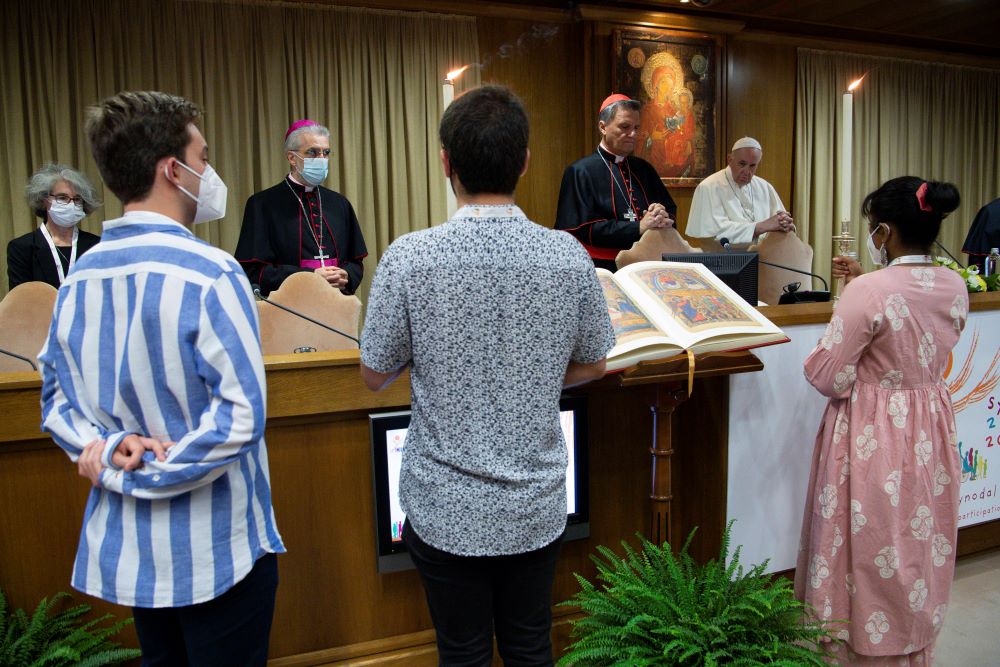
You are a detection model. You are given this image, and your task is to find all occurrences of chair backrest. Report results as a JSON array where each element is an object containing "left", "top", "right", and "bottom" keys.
[
  {"left": 257, "top": 272, "right": 361, "bottom": 356},
  {"left": 0, "top": 282, "right": 58, "bottom": 372},
  {"left": 755, "top": 231, "right": 815, "bottom": 305},
  {"left": 616, "top": 227, "right": 702, "bottom": 270}
]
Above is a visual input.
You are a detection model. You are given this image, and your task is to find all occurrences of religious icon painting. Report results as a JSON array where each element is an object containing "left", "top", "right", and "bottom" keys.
[{"left": 613, "top": 28, "right": 723, "bottom": 187}]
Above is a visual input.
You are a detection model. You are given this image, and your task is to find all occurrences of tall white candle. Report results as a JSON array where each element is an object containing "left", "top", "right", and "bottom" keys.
[
  {"left": 442, "top": 79, "right": 454, "bottom": 110},
  {"left": 441, "top": 66, "right": 468, "bottom": 221},
  {"left": 838, "top": 90, "right": 852, "bottom": 225}
]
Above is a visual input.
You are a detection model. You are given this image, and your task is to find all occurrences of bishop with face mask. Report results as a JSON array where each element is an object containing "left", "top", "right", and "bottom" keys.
[{"left": 235, "top": 120, "right": 367, "bottom": 295}]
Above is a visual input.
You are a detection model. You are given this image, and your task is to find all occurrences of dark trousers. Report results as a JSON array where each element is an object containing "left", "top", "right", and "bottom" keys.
[
  {"left": 131, "top": 553, "right": 279, "bottom": 667},
  {"left": 403, "top": 521, "right": 563, "bottom": 667}
]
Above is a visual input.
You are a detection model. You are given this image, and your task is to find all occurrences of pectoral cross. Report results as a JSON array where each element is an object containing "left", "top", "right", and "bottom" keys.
[
  {"left": 314, "top": 248, "right": 330, "bottom": 266},
  {"left": 624, "top": 209, "right": 638, "bottom": 222}
]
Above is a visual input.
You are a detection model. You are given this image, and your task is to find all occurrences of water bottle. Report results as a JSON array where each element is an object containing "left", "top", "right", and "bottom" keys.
[{"left": 986, "top": 248, "right": 1000, "bottom": 278}]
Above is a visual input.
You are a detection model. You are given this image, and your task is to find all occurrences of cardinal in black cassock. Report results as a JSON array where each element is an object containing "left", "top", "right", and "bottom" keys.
[
  {"left": 556, "top": 94, "right": 677, "bottom": 272},
  {"left": 236, "top": 119, "right": 367, "bottom": 296}
]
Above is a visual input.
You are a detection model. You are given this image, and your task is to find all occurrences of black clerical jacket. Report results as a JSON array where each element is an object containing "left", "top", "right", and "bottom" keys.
[
  {"left": 6, "top": 226, "right": 101, "bottom": 291},
  {"left": 236, "top": 177, "right": 368, "bottom": 296},
  {"left": 555, "top": 147, "right": 676, "bottom": 266}
]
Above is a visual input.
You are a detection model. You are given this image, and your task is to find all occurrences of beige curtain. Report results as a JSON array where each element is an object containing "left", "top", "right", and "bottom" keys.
[
  {"left": 0, "top": 0, "right": 479, "bottom": 302},
  {"left": 794, "top": 48, "right": 1000, "bottom": 280}
]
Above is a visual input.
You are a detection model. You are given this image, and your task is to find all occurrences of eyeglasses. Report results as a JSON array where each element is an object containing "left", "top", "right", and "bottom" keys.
[
  {"left": 298, "top": 148, "right": 332, "bottom": 158},
  {"left": 49, "top": 193, "right": 85, "bottom": 206}
]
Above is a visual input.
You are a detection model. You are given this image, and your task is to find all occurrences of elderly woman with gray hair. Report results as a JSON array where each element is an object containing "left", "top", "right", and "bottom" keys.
[{"left": 7, "top": 163, "right": 102, "bottom": 290}]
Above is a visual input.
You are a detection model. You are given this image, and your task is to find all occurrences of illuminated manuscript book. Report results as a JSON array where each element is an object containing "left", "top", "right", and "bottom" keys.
[{"left": 598, "top": 261, "right": 788, "bottom": 372}]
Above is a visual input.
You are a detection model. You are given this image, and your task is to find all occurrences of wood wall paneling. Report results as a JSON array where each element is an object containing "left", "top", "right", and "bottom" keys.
[
  {"left": 725, "top": 36, "right": 797, "bottom": 211},
  {"left": 476, "top": 18, "right": 588, "bottom": 228}
]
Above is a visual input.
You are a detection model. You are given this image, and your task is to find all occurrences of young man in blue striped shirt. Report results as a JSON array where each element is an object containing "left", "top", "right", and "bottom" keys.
[{"left": 39, "top": 91, "right": 285, "bottom": 666}]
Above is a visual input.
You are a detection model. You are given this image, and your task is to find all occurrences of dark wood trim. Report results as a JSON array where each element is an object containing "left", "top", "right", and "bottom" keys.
[
  {"left": 729, "top": 30, "right": 1000, "bottom": 69},
  {"left": 579, "top": 5, "right": 745, "bottom": 34}
]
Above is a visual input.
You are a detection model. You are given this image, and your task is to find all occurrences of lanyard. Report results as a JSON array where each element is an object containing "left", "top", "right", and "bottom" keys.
[
  {"left": 38, "top": 224, "right": 78, "bottom": 285},
  {"left": 453, "top": 204, "right": 524, "bottom": 219},
  {"left": 888, "top": 255, "right": 934, "bottom": 266}
]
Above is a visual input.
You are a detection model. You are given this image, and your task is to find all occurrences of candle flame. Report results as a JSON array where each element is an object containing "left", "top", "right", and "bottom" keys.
[
  {"left": 848, "top": 75, "right": 866, "bottom": 92},
  {"left": 446, "top": 65, "right": 470, "bottom": 82}
]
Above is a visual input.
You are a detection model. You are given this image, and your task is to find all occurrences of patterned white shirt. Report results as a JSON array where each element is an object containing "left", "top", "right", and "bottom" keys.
[
  {"left": 361, "top": 205, "right": 614, "bottom": 556},
  {"left": 39, "top": 211, "right": 284, "bottom": 608}
]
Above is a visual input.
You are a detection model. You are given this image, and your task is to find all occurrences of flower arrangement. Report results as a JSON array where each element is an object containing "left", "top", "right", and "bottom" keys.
[{"left": 934, "top": 257, "right": 999, "bottom": 293}]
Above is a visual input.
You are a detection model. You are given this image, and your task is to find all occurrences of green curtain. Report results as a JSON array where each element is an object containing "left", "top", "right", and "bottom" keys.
[
  {"left": 794, "top": 48, "right": 1000, "bottom": 280},
  {"left": 0, "top": 0, "right": 480, "bottom": 303}
]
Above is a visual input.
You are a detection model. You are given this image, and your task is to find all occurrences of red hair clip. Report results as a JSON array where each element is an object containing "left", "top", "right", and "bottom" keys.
[{"left": 915, "top": 182, "right": 933, "bottom": 212}]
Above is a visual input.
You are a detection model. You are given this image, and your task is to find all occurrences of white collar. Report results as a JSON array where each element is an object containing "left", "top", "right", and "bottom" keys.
[
  {"left": 599, "top": 142, "right": 627, "bottom": 164},
  {"left": 104, "top": 210, "right": 190, "bottom": 232},
  {"left": 452, "top": 203, "right": 525, "bottom": 220},
  {"left": 288, "top": 172, "right": 315, "bottom": 192}
]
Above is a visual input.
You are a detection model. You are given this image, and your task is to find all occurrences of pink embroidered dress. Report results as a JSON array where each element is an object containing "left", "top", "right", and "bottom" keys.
[{"left": 795, "top": 263, "right": 969, "bottom": 665}]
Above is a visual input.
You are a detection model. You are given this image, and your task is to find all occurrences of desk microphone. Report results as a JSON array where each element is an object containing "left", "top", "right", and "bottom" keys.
[
  {"left": 933, "top": 240, "right": 964, "bottom": 268},
  {"left": 0, "top": 347, "right": 38, "bottom": 371},
  {"left": 719, "top": 238, "right": 830, "bottom": 303},
  {"left": 757, "top": 260, "right": 829, "bottom": 292},
  {"left": 252, "top": 286, "right": 360, "bottom": 346}
]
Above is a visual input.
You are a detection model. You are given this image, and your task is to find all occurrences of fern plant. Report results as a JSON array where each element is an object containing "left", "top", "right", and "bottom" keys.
[
  {"left": 0, "top": 587, "right": 141, "bottom": 666},
  {"left": 558, "top": 522, "right": 837, "bottom": 666}
]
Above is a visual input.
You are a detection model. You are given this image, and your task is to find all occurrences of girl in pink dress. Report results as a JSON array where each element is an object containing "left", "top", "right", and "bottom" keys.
[{"left": 795, "top": 177, "right": 968, "bottom": 665}]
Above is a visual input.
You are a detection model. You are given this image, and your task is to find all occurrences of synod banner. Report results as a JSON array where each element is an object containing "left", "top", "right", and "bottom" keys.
[
  {"left": 727, "top": 308, "right": 1000, "bottom": 573},
  {"left": 950, "top": 309, "right": 1000, "bottom": 528}
]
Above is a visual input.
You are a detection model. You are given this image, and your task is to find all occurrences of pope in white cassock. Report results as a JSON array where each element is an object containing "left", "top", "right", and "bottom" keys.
[{"left": 686, "top": 137, "right": 794, "bottom": 250}]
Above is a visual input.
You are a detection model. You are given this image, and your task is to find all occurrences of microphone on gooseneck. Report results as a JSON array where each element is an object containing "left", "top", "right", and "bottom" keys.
[
  {"left": 933, "top": 240, "right": 964, "bottom": 268},
  {"left": 719, "top": 238, "right": 831, "bottom": 302},
  {"left": 757, "top": 260, "right": 829, "bottom": 292},
  {"left": 0, "top": 347, "right": 38, "bottom": 371},
  {"left": 251, "top": 285, "right": 360, "bottom": 346}
]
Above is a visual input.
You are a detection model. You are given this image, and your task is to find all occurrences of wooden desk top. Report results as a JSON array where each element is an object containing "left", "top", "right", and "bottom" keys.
[{"left": 760, "top": 290, "right": 1000, "bottom": 327}]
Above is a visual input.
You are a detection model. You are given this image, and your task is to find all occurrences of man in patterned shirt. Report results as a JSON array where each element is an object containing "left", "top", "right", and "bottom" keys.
[
  {"left": 361, "top": 85, "right": 615, "bottom": 666},
  {"left": 40, "top": 91, "right": 284, "bottom": 665}
]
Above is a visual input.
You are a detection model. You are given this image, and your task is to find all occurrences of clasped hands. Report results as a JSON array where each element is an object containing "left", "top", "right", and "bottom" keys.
[
  {"left": 77, "top": 434, "right": 174, "bottom": 487},
  {"left": 639, "top": 203, "right": 674, "bottom": 234},
  {"left": 760, "top": 210, "right": 795, "bottom": 234},
  {"left": 314, "top": 265, "right": 348, "bottom": 290}
]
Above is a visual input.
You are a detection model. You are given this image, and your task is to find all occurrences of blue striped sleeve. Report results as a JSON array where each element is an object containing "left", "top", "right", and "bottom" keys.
[
  {"left": 40, "top": 287, "right": 104, "bottom": 459},
  {"left": 101, "top": 272, "right": 267, "bottom": 500}
]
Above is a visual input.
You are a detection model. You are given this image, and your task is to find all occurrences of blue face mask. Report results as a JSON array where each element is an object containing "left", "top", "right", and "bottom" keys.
[{"left": 295, "top": 155, "right": 328, "bottom": 186}]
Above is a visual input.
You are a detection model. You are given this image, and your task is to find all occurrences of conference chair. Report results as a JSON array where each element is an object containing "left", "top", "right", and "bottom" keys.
[
  {"left": 257, "top": 271, "right": 361, "bottom": 355},
  {"left": 0, "top": 281, "right": 58, "bottom": 373},
  {"left": 616, "top": 226, "right": 702, "bottom": 270},
  {"left": 754, "top": 231, "right": 815, "bottom": 306}
]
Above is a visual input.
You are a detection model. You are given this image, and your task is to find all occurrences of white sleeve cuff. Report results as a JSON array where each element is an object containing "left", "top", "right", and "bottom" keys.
[{"left": 100, "top": 432, "right": 130, "bottom": 470}]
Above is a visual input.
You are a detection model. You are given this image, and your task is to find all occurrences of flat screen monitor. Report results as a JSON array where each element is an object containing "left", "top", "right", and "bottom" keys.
[
  {"left": 661, "top": 252, "right": 759, "bottom": 305},
  {"left": 369, "top": 394, "right": 590, "bottom": 572}
]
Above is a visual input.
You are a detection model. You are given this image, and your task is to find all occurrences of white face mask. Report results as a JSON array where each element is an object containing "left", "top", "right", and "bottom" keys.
[
  {"left": 48, "top": 200, "right": 86, "bottom": 228},
  {"left": 866, "top": 224, "right": 888, "bottom": 267},
  {"left": 170, "top": 161, "right": 228, "bottom": 225}
]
